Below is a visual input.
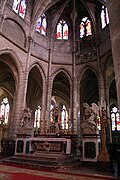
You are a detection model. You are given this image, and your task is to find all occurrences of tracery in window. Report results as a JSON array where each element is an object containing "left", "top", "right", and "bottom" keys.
[
  {"left": 56, "top": 20, "right": 68, "bottom": 40},
  {"left": 0, "top": 98, "right": 10, "bottom": 124},
  {"left": 111, "top": 107, "right": 120, "bottom": 131},
  {"left": 101, "top": 6, "right": 109, "bottom": 29},
  {"left": 80, "top": 17, "right": 92, "bottom": 38},
  {"left": 12, "top": 0, "right": 27, "bottom": 19},
  {"left": 36, "top": 14, "right": 47, "bottom": 36}
]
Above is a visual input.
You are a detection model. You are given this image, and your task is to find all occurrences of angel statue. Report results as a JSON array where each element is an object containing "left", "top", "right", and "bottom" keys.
[
  {"left": 21, "top": 108, "right": 32, "bottom": 128},
  {"left": 81, "top": 103, "right": 99, "bottom": 134}
]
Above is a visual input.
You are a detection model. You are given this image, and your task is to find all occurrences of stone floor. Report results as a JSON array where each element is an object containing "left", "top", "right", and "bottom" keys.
[
  {"left": 1, "top": 156, "right": 119, "bottom": 179},
  {"left": 70, "top": 161, "right": 119, "bottom": 179}
]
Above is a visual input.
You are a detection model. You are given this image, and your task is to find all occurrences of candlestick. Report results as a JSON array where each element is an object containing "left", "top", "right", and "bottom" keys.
[{"left": 97, "top": 102, "right": 110, "bottom": 171}]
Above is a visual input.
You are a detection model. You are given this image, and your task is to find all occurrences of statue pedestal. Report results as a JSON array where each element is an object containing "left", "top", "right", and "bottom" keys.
[
  {"left": 81, "top": 134, "right": 100, "bottom": 163},
  {"left": 15, "top": 134, "right": 31, "bottom": 155},
  {"left": 15, "top": 127, "right": 33, "bottom": 155}
]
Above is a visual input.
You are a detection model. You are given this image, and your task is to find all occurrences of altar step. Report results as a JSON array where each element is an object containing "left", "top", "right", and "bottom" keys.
[{"left": 2, "top": 154, "right": 80, "bottom": 172}]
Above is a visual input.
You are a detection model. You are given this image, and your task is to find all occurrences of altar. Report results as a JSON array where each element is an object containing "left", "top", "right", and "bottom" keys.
[
  {"left": 15, "top": 136, "right": 71, "bottom": 156},
  {"left": 15, "top": 107, "right": 73, "bottom": 158}
]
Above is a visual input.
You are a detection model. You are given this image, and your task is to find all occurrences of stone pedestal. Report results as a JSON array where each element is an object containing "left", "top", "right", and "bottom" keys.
[
  {"left": 15, "top": 134, "right": 31, "bottom": 155},
  {"left": 15, "top": 127, "right": 33, "bottom": 155},
  {"left": 82, "top": 134, "right": 100, "bottom": 163}
]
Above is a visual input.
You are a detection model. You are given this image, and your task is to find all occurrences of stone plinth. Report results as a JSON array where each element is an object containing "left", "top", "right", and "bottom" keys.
[
  {"left": 15, "top": 132, "right": 32, "bottom": 155},
  {"left": 82, "top": 134, "right": 100, "bottom": 163},
  {"left": 18, "top": 126, "right": 34, "bottom": 136}
]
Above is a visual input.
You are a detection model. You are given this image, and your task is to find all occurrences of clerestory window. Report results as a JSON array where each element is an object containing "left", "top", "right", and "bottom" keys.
[
  {"left": 56, "top": 20, "right": 68, "bottom": 40},
  {"left": 12, "top": 0, "right": 27, "bottom": 19},
  {"left": 101, "top": 5, "right": 109, "bottom": 29},
  {"left": 36, "top": 14, "right": 47, "bottom": 36},
  {"left": 79, "top": 17, "right": 92, "bottom": 38}
]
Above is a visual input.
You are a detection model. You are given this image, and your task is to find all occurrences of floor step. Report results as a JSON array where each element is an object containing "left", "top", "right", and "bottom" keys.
[{"left": 2, "top": 155, "right": 80, "bottom": 172}]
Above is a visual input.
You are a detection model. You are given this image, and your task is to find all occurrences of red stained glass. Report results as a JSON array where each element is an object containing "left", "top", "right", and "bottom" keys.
[
  {"left": 80, "top": 17, "right": 92, "bottom": 38},
  {"left": 36, "top": 14, "right": 47, "bottom": 36},
  {"left": 57, "top": 20, "right": 68, "bottom": 40},
  {"left": 13, "top": 0, "right": 26, "bottom": 19}
]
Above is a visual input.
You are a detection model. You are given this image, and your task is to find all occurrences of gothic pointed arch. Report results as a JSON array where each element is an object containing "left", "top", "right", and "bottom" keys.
[
  {"left": 52, "top": 69, "right": 71, "bottom": 108},
  {"left": 26, "top": 65, "right": 43, "bottom": 111},
  {"left": 0, "top": 51, "right": 22, "bottom": 89},
  {"left": 0, "top": 51, "right": 20, "bottom": 138},
  {"left": 80, "top": 68, "right": 99, "bottom": 106}
]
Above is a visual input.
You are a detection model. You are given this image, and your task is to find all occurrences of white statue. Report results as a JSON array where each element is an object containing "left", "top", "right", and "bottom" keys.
[
  {"left": 21, "top": 108, "right": 32, "bottom": 128},
  {"left": 81, "top": 103, "right": 99, "bottom": 134}
]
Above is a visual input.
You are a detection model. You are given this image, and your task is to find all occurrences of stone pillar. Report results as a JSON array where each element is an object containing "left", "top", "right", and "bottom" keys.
[
  {"left": 9, "top": 36, "right": 33, "bottom": 139},
  {"left": 106, "top": 0, "right": 120, "bottom": 111},
  {"left": 0, "top": 0, "right": 7, "bottom": 31},
  {"left": 44, "top": 46, "right": 53, "bottom": 134},
  {"left": 72, "top": 0, "right": 77, "bottom": 135},
  {"left": 9, "top": 74, "right": 29, "bottom": 139},
  {"left": 45, "top": 75, "right": 52, "bottom": 134},
  {"left": 106, "top": 86, "right": 112, "bottom": 144},
  {"left": 40, "top": 81, "right": 47, "bottom": 135}
]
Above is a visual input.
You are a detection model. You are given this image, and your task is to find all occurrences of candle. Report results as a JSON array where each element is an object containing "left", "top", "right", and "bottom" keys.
[
  {"left": 101, "top": 97, "right": 103, "bottom": 108},
  {"left": 104, "top": 100, "right": 106, "bottom": 110},
  {"left": 69, "top": 108, "right": 71, "bottom": 118}
]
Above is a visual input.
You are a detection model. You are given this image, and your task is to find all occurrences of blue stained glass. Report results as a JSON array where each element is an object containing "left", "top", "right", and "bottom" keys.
[{"left": 36, "top": 14, "right": 47, "bottom": 36}]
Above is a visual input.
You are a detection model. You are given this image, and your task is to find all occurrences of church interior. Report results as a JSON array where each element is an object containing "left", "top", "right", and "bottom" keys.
[{"left": 0, "top": 0, "right": 120, "bottom": 179}]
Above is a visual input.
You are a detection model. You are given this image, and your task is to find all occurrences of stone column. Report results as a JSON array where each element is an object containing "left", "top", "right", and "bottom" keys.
[
  {"left": 106, "top": 0, "right": 120, "bottom": 111},
  {"left": 9, "top": 35, "right": 33, "bottom": 139},
  {"left": 40, "top": 81, "right": 47, "bottom": 134},
  {"left": 0, "top": 0, "right": 7, "bottom": 31},
  {"left": 44, "top": 45, "right": 53, "bottom": 134},
  {"left": 72, "top": 0, "right": 77, "bottom": 135},
  {"left": 9, "top": 74, "right": 29, "bottom": 139},
  {"left": 106, "top": 86, "right": 112, "bottom": 144}
]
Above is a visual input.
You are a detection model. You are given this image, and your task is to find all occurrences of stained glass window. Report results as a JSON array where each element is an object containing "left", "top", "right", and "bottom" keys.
[
  {"left": 57, "top": 20, "right": 68, "bottom": 40},
  {"left": 80, "top": 17, "right": 92, "bottom": 38},
  {"left": 0, "top": 97, "right": 9, "bottom": 124},
  {"left": 34, "top": 106, "right": 41, "bottom": 128},
  {"left": 101, "top": 6, "right": 109, "bottom": 29},
  {"left": 12, "top": 0, "right": 26, "bottom": 19},
  {"left": 111, "top": 107, "right": 120, "bottom": 131},
  {"left": 61, "top": 105, "right": 68, "bottom": 130},
  {"left": 57, "top": 22, "right": 62, "bottom": 39},
  {"left": 36, "top": 14, "right": 47, "bottom": 36}
]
